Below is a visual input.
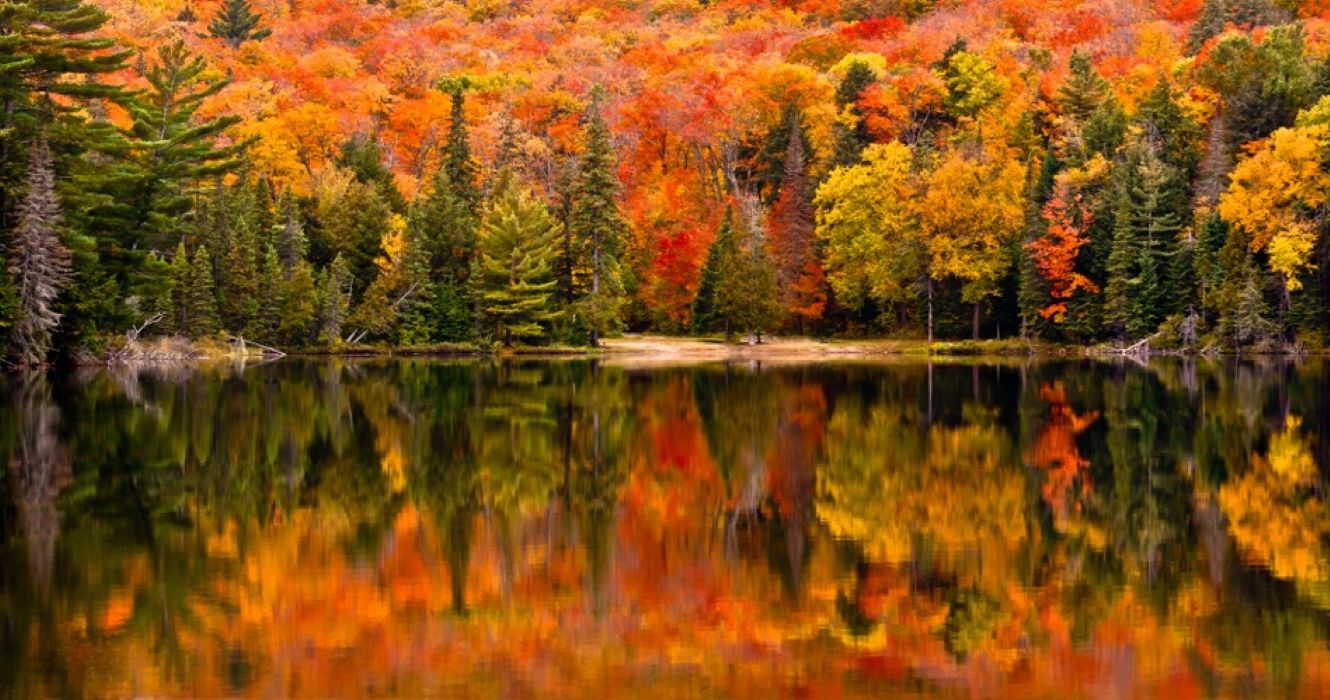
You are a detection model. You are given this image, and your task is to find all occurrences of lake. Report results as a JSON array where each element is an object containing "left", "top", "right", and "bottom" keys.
[{"left": 2, "top": 357, "right": 1329, "bottom": 697}]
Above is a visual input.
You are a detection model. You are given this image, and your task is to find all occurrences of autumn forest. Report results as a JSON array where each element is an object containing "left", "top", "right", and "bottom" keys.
[{"left": 6, "top": 0, "right": 1330, "bottom": 361}]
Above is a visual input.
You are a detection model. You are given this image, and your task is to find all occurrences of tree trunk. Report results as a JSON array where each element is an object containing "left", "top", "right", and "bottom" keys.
[
  {"left": 724, "top": 319, "right": 732, "bottom": 343},
  {"left": 926, "top": 278, "right": 934, "bottom": 345},
  {"left": 747, "top": 330, "right": 756, "bottom": 346},
  {"left": 972, "top": 303, "right": 981, "bottom": 341}
]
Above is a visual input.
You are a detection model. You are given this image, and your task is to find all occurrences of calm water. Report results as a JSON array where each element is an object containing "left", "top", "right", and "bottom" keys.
[{"left": 2, "top": 358, "right": 1330, "bottom": 697}]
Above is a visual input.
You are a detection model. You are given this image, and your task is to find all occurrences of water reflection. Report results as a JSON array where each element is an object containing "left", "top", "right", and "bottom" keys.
[{"left": 2, "top": 358, "right": 1330, "bottom": 696}]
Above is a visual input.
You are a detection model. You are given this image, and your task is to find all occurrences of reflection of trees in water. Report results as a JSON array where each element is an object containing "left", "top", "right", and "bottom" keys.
[{"left": 7, "top": 372, "right": 70, "bottom": 596}]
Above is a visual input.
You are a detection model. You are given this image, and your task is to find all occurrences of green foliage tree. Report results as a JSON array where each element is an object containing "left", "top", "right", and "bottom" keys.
[
  {"left": 208, "top": 0, "right": 272, "bottom": 48},
  {"left": 569, "top": 96, "right": 629, "bottom": 347},
  {"left": 187, "top": 244, "right": 220, "bottom": 337},
  {"left": 470, "top": 181, "right": 562, "bottom": 345},
  {"left": 692, "top": 209, "right": 734, "bottom": 334},
  {"left": 832, "top": 61, "right": 877, "bottom": 168},
  {"left": 716, "top": 211, "right": 782, "bottom": 343}
]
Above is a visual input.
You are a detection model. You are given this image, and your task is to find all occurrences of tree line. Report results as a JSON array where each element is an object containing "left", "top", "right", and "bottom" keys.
[{"left": 5, "top": 0, "right": 1330, "bottom": 364}]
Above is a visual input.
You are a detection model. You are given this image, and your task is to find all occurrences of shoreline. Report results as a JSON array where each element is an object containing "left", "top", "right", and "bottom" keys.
[{"left": 81, "top": 335, "right": 1330, "bottom": 367}]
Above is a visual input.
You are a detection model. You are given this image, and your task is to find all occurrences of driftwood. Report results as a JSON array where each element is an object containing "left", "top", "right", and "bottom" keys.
[{"left": 226, "top": 334, "right": 287, "bottom": 358}]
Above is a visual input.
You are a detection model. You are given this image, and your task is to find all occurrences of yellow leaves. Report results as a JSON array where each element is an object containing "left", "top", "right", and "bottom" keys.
[
  {"left": 298, "top": 47, "right": 363, "bottom": 80},
  {"left": 917, "top": 151, "right": 1025, "bottom": 302},
  {"left": 1219, "top": 418, "right": 1327, "bottom": 585},
  {"left": 829, "top": 52, "right": 888, "bottom": 80},
  {"left": 1218, "top": 125, "right": 1330, "bottom": 288},
  {"left": 1269, "top": 416, "right": 1318, "bottom": 484},
  {"left": 814, "top": 142, "right": 918, "bottom": 307}
]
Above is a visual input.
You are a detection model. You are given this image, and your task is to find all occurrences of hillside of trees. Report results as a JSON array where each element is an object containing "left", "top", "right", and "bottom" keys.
[{"left": 4, "top": 0, "right": 1330, "bottom": 362}]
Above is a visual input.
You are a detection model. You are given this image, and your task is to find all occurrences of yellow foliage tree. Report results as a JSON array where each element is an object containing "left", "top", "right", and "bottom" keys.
[{"left": 1218, "top": 125, "right": 1330, "bottom": 290}]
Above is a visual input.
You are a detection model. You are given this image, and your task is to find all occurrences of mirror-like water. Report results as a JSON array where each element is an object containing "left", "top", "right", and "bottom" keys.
[{"left": 2, "top": 358, "right": 1329, "bottom": 697}]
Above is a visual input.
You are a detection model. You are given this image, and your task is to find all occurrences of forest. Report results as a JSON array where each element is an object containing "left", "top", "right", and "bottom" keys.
[{"left": 4, "top": 0, "right": 1330, "bottom": 362}]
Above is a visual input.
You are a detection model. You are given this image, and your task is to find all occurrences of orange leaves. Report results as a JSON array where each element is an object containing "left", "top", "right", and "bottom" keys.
[
  {"left": 1027, "top": 171, "right": 1102, "bottom": 322},
  {"left": 1028, "top": 382, "right": 1100, "bottom": 529}
]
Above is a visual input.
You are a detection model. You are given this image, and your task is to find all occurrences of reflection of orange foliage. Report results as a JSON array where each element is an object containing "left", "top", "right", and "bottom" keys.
[{"left": 1028, "top": 382, "right": 1099, "bottom": 526}]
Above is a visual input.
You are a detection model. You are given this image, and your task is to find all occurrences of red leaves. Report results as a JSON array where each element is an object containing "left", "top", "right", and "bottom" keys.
[{"left": 1027, "top": 186, "right": 1099, "bottom": 322}]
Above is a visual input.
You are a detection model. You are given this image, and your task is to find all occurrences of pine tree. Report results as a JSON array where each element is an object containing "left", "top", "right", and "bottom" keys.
[
  {"left": 319, "top": 180, "right": 390, "bottom": 302},
  {"left": 168, "top": 241, "right": 191, "bottom": 334},
  {"left": 187, "top": 244, "right": 220, "bottom": 337},
  {"left": 1018, "top": 146, "right": 1056, "bottom": 339},
  {"left": 569, "top": 94, "right": 629, "bottom": 347},
  {"left": 337, "top": 134, "right": 406, "bottom": 213},
  {"left": 1129, "top": 246, "right": 1166, "bottom": 337},
  {"left": 768, "top": 111, "right": 818, "bottom": 330},
  {"left": 756, "top": 103, "right": 811, "bottom": 203},
  {"left": 276, "top": 261, "right": 318, "bottom": 346},
  {"left": 470, "top": 180, "right": 562, "bottom": 345},
  {"left": 692, "top": 209, "right": 734, "bottom": 335},
  {"left": 8, "top": 138, "right": 72, "bottom": 366},
  {"left": 717, "top": 215, "right": 782, "bottom": 344},
  {"left": 276, "top": 189, "right": 308, "bottom": 272},
  {"left": 832, "top": 61, "right": 877, "bottom": 168},
  {"left": 411, "top": 169, "right": 476, "bottom": 282},
  {"left": 219, "top": 201, "right": 260, "bottom": 333},
  {"left": 321, "top": 254, "right": 351, "bottom": 345},
  {"left": 113, "top": 42, "right": 246, "bottom": 252},
  {"left": 442, "top": 86, "right": 480, "bottom": 213},
  {"left": 254, "top": 243, "right": 282, "bottom": 341},
  {"left": 1103, "top": 182, "right": 1135, "bottom": 340},
  {"left": 208, "top": 0, "right": 272, "bottom": 48}
]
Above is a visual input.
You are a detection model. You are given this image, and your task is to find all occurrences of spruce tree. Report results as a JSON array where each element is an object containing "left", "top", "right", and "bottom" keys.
[
  {"left": 8, "top": 138, "right": 72, "bottom": 366},
  {"left": 337, "top": 134, "right": 406, "bottom": 213},
  {"left": 1129, "top": 246, "right": 1166, "bottom": 337},
  {"left": 276, "top": 189, "right": 308, "bottom": 272},
  {"left": 219, "top": 201, "right": 260, "bottom": 333},
  {"left": 442, "top": 86, "right": 481, "bottom": 213},
  {"left": 208, "top": 0, "right": 272, "bottom": 48},
  {"left": 470, "top": 180, "right": 561, "bottom": 345},
  {"left": 321, "top": 254, "right": 351, "bottom": 345},
  {"left": 168, "top": 241, "right": 192, "bottom": 334},
  {"left": 769, "top": 112, "right": 817, "bottom": 329},
  {"left": 569, "top": 95, "right": 629, "bottom": 347},
  {"left": 1103, "top": 183, "right": 1135, "bottom": 340},
  {"left": 276, "top": 261, "right": 318, "bottom": 346},
  {"left": 187, "top": 244, "right": 220, "bottom": 337},
  {"left": 832, "top": 61, "right": 877, "bottom": 168},
  {"left": 692, "top": 209, "right": 734, "bottom": 335}
]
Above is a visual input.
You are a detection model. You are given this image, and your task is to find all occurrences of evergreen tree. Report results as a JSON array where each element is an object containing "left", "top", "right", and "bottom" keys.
[
  {"left": 832, "top": 61, "right": 877, "bottom": 168},
  {"left": 337, "top": 134, "right": 406, "bottom": 213},
  {"left": 470, "top": 181, "right": 562, "bottom": 345},
  {"left": 769, "top": 112, "right": 818, "bottom": 329},
  {"left": 569, "top": 95, "right": 630, "bottom": 347},
  {"left": 717, "top": 214, "right": 782, "bottom": 343},
  {"left": 276, "top": 189, "right": 308, "bottom": 272},
  {"left": 253, "top": 243, "right": 282, "bottom": 340},
  {"left": 111, "top": 42, "right": 246, "bottom": 252},
  {"left": 168, "top": 241, "right": 191, "bottom": 334},
  {"left": 186, "top": 244, "right": 220, "bottom": 337},
  {"left": 1104, "top": 183, "right": 1135, "bottom": 339},
  {"left": 692, "top": 209, "right": 734, "bottom": 334},
  {"left": 442, "top": 86, "right": 480, "bottom": 213},
  {"left": 321, "top": 254, "right": 351, "bottom": 345},
  {"left": 8, "top": 138, "right": 72, "bottom": 365},
  {"left": 410, "top": 168, "right": 476, "bottom": 282},
  {"left": 276, "top": 260, "right": 318, "bottom": 346},
  {"left": 1129, "top": 246, "right": 1166, "bottom": 337},
  {"left": 1135, "top": 79, "right": 1204, "bottom": 182},
  {"left": 219, "top": 200, "right": 260, "bottom": 333},
  {"left": 208, "top": 0, "right": 272, "bottom": 48},
  {"left": 1018, "top": 146, "right": 1057, "bottom": 339},
  {"left": 755, "top": 103, "right": 811, "bottom": 203},
  {"left": 319, "top": 180, "right": 390, "bottom": 302}
]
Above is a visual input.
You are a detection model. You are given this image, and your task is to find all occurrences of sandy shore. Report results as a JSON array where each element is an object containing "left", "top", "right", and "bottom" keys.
[{"left": 592, "top": 334, "right": 1049, "bottom": 366}]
